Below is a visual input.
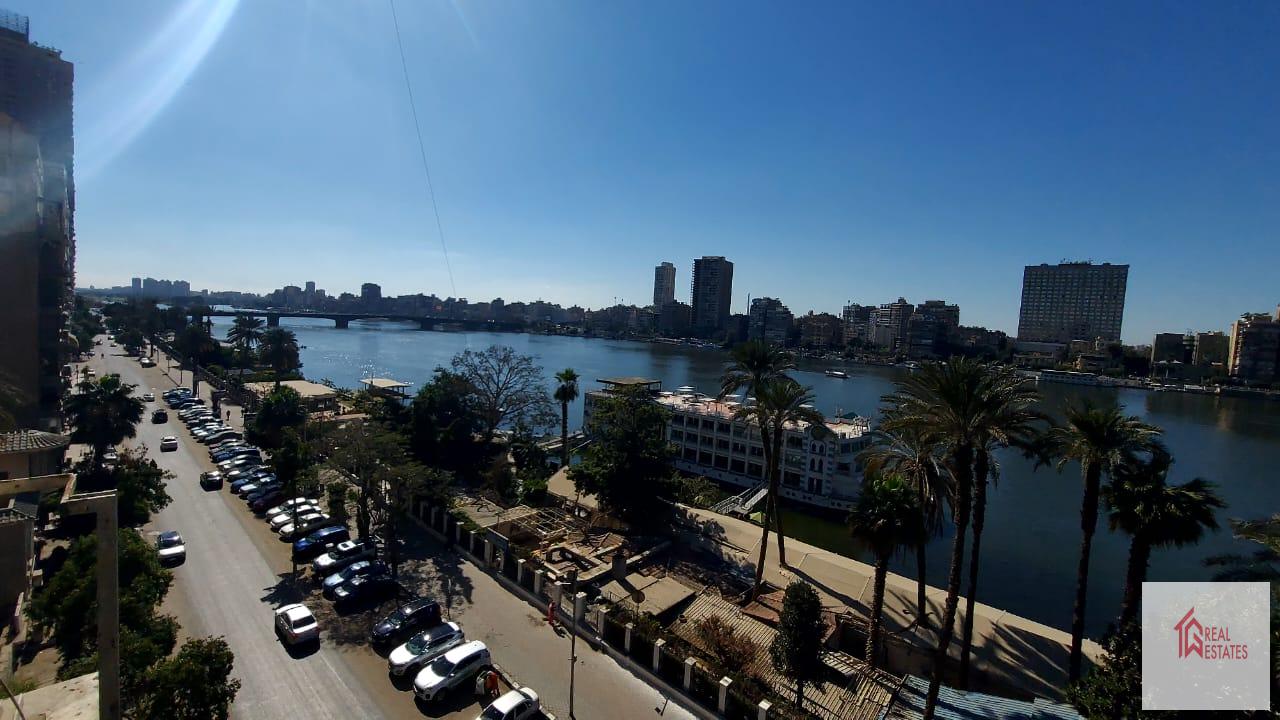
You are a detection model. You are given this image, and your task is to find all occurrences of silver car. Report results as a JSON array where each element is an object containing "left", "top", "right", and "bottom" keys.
[{"left": 387, "top": 622, "right": 464, "bottom": 677}]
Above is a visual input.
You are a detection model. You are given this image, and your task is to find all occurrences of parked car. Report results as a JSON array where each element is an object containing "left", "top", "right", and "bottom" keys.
[
  {"left": 278, "top": 513, "right": 331, "bottom": 540},
  {"left": 293, "top": 525, "right": 350, "bottom": 561},
  {"left": 387, "top": 621, "right": 464, "bottom": 677},
  {"left": 142, "top": 392, "right": 155, "bottom": 401},
  {"left": 333, "top": 573, "right": 401, "bottom": 609},
  {"left": 322, "top": 560, "right": 388, "bottom": 598},
  {"left": 274, "top": 603, "right": 319, "bottom": 647},
  {"left": 236, "top": 480, "right": 278, "bottom": 498},
  {"left": 151, "top": 409, "right": 168, "bottom": 424},
  {"left": 156, "top": 531, "right": 186, "bottom": 564},
  {"left": 203, "top": 430, "right": 241, "bottom": 444},
  {"left": 313, "top": 539, "right": 378, "bottom": 576},
  {"left": 159, "top": 436, "right": 179, "bottom": 452},
  {"left": 269, "top": 504, "right": 321, "bottom": 530},
  {"left": 219, "top": 456, "right": 262, "bottom": 473},
  {"left": 477, "top": 688, "right": 541, "bottom": 720},
  {"left": 100, "top": 449, "right": 118, "bottom": 464},
  {"left": 250, "top": 489, "right": 286, "bottom": 513},
  {"left": 372, "top": 598, "right": 442, "bottom": 648},
  {"left": 199, "top": 471, "right": 223, "bottom": 490},
  {"left": 413, "top": 641, "right": 491, "bottom": 702},
  {"left": 243, "top": 483, "right": 283, "bottom": 504},
  {"left": 266, "top": 497, "right": 319, "bottom": 519}
]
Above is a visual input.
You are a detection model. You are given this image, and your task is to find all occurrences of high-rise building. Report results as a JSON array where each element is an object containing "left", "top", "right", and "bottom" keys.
[
  {"left": 131, "top": 277, "right": 142, "bottom": 295},
  {"left": 748, "top": 297, "right": 793, "bottom": 345},
  {"left": 305, "top": 281, "right": 316, "bottom": 294},
  {"left": 870, "top": 298, "right": 914, "bottom": 351},
  {"left": 172, "top": 280, "right": 190, "bottom": 297},
  {"left": 915, "top": 300, "right": 960, "bottom": 330},
  {"left": 0, "top": 15, "right": 74, "bottom": 430},
  {"left": 1228, "top": 310, "right": 1280, "bottom": 385},
  {"left": 657, "top": 301, "right": 692, "bottom": 338},
  {"left": 653, "top": 262, "right": 676, "bottom": 308},
  {"left": 798, "top": 313, "right": 842, "bottom": 349},
  {"left": 690, "top": 256, "right": 733, "bottom": 336},
  {"left": 361, "top": 283, "right": 382, "bottom": 303},
  {"left": 1017, "top": 262, "right": 1129, "bottom": 344},
  {"left": 1151, "top": 333, "right": 1191, "bottom": 365},
  {"left": 841, "top": 304, "right": 873, "bottom": 345},
  {"left": 1193, "top": 331, "right": 1229, "bottom": 368}
]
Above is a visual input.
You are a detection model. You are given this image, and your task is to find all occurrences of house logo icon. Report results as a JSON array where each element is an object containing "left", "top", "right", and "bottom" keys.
[{"left": 1174, "top": 607, "right": 1204, "bottom": 659}]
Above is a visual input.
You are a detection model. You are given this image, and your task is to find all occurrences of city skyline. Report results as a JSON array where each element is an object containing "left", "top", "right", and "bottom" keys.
[{"left": 13, "top": 1, "right": 1280, "bottom": 343}]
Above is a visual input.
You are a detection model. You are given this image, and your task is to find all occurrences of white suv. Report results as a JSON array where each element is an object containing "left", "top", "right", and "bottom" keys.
[{"left": 413, "top": 640, "right": 491, "bottom": 702}]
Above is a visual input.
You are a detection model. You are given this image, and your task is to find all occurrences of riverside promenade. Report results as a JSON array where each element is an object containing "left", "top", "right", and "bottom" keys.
[{"left": 548, "top": 469, "right": 1101, "bottom": 702}]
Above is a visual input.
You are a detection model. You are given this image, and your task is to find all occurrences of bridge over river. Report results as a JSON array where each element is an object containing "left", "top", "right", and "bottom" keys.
[{"left": 195, "top": 309, "right": 525, "bottom": 332}]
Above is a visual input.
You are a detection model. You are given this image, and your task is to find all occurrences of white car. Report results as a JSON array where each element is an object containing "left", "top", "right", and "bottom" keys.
[
  {"left": 266, "top": 497, "right": 319, "bottom": 518},
  {"left": 156, "top": 531, "right": 186, "bottom": 564},
  {"left": 274, "top": 603, "right": 319, "bottom": 646},
  {"left": 478, "top": 688, "right": 540, "bottom": 720},
  {"left": 142, "top": 392, "right": 155, "bottom": 401},
  {"left": 277, "top": 512, "right": 328, "bottom": 539},
  {"left": 159, "top": 436, "right": 178, "bottom": 452},
  {"left": 413, "top": 640, "right": 492, "bottom": 702},
  {"left": 269, "top": 505, "right": 321, "bottom": 530},
  {"left": 387, "top": 622, "right": 464, "bottom": 677}
]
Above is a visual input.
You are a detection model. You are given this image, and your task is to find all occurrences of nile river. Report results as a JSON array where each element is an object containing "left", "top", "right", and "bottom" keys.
[{"left": 211, "top": 316, "right": 1280, "bottom": 636}]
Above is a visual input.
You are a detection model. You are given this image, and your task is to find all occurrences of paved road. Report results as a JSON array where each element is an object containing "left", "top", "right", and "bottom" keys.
[{"left": 89, "top": 344, "right": 698, "bottom": 720}]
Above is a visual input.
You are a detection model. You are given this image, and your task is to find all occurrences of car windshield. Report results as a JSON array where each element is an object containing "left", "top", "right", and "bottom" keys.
[
  {"left": 481, "top": 705, "right": 506, "bottom": 720},
  {"left": 427, "top": 656, "right": 455, "bottom": 676},
  {"left": 291, "top": 615, "right": 313, "bottom": 629},
  {"left": 159, "top": 535, "right": 180, "bottom": 548}
]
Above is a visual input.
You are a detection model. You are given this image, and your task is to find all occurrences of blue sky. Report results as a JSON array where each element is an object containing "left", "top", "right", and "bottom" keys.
[{"left": 15, "top": 0, "right": 1279, "bottom": 342}]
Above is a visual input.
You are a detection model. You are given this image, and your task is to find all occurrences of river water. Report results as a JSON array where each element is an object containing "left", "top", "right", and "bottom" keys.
[{"left": 211, "top": 315, "right": 1280, "bottom": 637}]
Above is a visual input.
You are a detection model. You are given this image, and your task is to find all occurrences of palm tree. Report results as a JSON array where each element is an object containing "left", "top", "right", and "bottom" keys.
[
  {"left": 1039, "top": 400, "right": 1162, "bottom": 681},
  {"left": 859, "top": 427, "right": 950, "bottom": 628},
  {"left": 226, "top": 315, "right": 265, "bottom": 380},
  {"left": 958, "top": 365, "right": 1045, "bottom": 688},
  {"left": 720, "top": 339, "right": 798, "bottom": 566},
  {"left": 878, "top": 357, "right": 991, "bottom": 719},
  {"left": 1104, "top": 444, "right": 1224, "bottom": 627},
  {"left": 719, "top": 339, "right": 794, "bottom": 401},
  {"left": 734, "top": 378, "right": 828, "bottom": 596},
  {"left": 66, "top": 375, "right": 145, "bottom": 471},
  {"left": 847, "top": 473, "right": 922, "bottom": 668},
  {"left": 553, "top": 368, "right": 580, "bottom": 468},
  {"left": 259, "top": 328, "right": 301, "bottom": 388}
]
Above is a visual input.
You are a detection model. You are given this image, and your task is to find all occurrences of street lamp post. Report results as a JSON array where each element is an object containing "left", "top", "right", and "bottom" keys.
[{"left": 568, "top": 569, "right": 579, "bottom": 718}]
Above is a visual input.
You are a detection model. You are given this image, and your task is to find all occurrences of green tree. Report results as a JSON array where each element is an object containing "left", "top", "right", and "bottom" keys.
[
  {"left": 326, "top": 480, "right": 352, "bottom": 525},
  {"left": 1066, "top": 622, "right": 1143, "bottom": 720},
  {"left": 326, "top": 422, "right": 409, "bottom": 540},
  {"left": 249, "top": 386, "right": 306, "bottom": 450},
  {"left": 28, "top": 529, "right": 175, "bottom": 672},
  {"left": 1104, "top": 445, "right": 1224, "bottom": 627},
  {"left": 378, "top": 464, "right": 451, "bottom": 579},
  {"left": 733, "top": 378, "right": 827, "bottom": 592},
  {"left": 553, "top": 368, "right": 580, "bottom": 467},
  {"left": 1039, "top": 400, "right": 1162, "bottom": 681},
  {"left": 718, "top": 339, "right": 795, "bottom": 401},
  {"left": 451, "top": 345, "right": 556, "bottom": 443},
  {"left": 1205, "top": 515, "right": 1280, "bottom": 705},
  {"left": 117, "top": 327, "right": 146, "bottom": 356},
  {"left": 174, "top": 323, "right": 219, "bottom": 367},
  {"left": 409, "top": 368, "right": 483, "bottom": 473},
  {"left": 66, "top": 375, "right": 145, "bottom": 470},
  {"left": 569, "top": 385, "right": 672, "bottom": 526},
  {"left": 695, "top": 615, "right": 758, "bottom": 675},
  {"left": 959, "top": 364, "right": 1045, "bottom": 687},
  {"left": 100, "top": 449, "right": 173, "bottom": 527},
  {"left": 877, "top": 358, "right": 991, "bottom": 717},
  {"left": 270, "top": 430, "right": 316, "bottom": 576},
  {"left": 226, "top": 315, "right": 264, "bottom": 353},
  {"left": 134, "top": 636, "right": 241, "bottom": 720},
  {"left": 859, "top": 427, "right": 949, "bottom": 628},
  {"left": 847, "top": 473, "right": 921, "bottom": 668},
  {"left": 769, "top": 581, "right": 824, "bottom": 712},
  {"left": 258, "top": 328, "right": 301, "bottom": 387}
]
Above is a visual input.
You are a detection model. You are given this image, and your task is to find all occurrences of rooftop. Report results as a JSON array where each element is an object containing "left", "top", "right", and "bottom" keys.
[
  {"left": 359, "top": 377, "right": 411, "bottom": 390},
  {"left": 597, "top": 376, "right": 662, "bottom": 388},
  {"left": 655, "top": 392, "right": 872, "bottom": 440},
  {"left": 0, "top": 429, "right": 70, "bottom": 455},
  {"left": 245, "top": 380, "right": 338, "bottom": 400},
  {"left": 883, "top": 675, "right": 1081, "bottom": 720}
]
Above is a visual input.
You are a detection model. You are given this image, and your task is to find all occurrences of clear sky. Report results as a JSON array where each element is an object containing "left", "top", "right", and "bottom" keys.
[{"left": 14, "top": 0, "right": 1279, "bottom": 343}]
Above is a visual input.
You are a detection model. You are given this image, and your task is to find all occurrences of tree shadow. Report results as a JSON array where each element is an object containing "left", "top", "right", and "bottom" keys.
[
  {"left": 394, "top": 542, "right": 475, "bottom": 619},
  {"left": 260, "top": 572, "right": 308, "bottom": 608}
]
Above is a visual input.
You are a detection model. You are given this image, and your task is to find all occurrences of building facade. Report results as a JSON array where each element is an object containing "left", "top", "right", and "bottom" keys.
[
  {"left": 1017, "top": 262, "right": 1129, "bottom": 344},
  {"left": 583, "top": 380, "right": 873, "bottom": 511},
  {"left": 657, "top": 301, "right": 692, "bottom": 337},
  {"left": 748, "top": 297, "right": 793, "bottom": 345},
  {"left": 1151, "top": 333, "right": 1191, "bottom": 365},
  {"left": 653, "top": 262, "right": 676, "bottom": 308},
  {"left": 0, "top": 15, "right": 75, "bottom": 430},
  {"left": 690, "top": 256, "right": 733, "bottom": 336},
  {"left": 842, "top": 304, "right": 874, "bottom": 346},
  {"left": 798, "top": 312, "right": 842, "bottom": 349},
  {"left": 1228, "top": 310, "right": 1280, "bottom": 385},
  {"left": 871, "top": 298, "right": 914, "bottom": 352},
  {"left": 1193, "top": 331, "right": 1230, "bottom": 368}
]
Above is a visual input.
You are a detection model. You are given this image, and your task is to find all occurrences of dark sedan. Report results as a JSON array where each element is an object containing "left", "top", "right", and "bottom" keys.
[
  {"left": 371, "top": 598, "right": 442, "bottom": 648},
  {"left": 292, "top": 525, "right": 350, "bottom": 561},
  {"left": 333, "top": 573, "right": 401, "bottom": 610},
  {"left": 322, "top": 560, "right": 388, "bottom": 599}
]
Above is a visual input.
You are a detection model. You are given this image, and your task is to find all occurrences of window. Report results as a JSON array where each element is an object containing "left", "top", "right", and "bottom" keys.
[
  {"left": 670, "top": 429, "right": 683, "bottom": 441},
  {"left": 683, "top": 447, "right": 698, "bottom": 461},
  {"left": 716, "top": 438, "right": 730, "bottom": 450},
  {"left": 717, "top": 421, "right": 730, "bottom": 433},
  {"left": 730, "top": 459, "right": 745, "bottom": 473},
  {"left": 714, "top": 455, "right": 728, "bottom": 469},
  {"left": 747, "top": 463, "right": 763, "bottom": 478},
  {"left": 701, "top": 419, "right": 716, "bottom": 430},
  {"left": 699, "top": 451, "right": 713, "bottom": 464},
  {"left": 783, "top": 471, "right": 803, "bottom": 487},
  {"left": 749, "top": 445, "right": 764, "bottom": 457},
  {"left": 671, "top": 415, "right": 685, "bottom": 426},
  {"left": 786, "top": 436, "right": 802, "bottom": 449},
  {"left": 731, "top": 441, "right": 746, "bottom": 453}
]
